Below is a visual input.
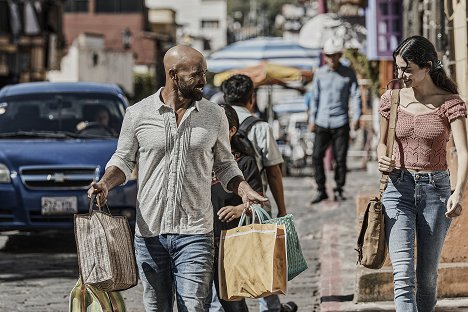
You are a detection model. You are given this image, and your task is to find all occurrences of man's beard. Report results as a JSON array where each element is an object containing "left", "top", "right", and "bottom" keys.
[{"left": 177, "top": 80, "right": 203, "bottom": 101}]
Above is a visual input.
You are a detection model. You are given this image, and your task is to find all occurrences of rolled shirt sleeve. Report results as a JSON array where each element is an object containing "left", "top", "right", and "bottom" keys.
[{"left": 105, "top": 107, "right": 138, "bottom": 184}]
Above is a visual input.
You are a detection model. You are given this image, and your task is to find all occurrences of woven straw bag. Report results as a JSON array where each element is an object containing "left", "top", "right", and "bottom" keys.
[{"left": 74, "top": 195, "right": 138, "bottom": 292}]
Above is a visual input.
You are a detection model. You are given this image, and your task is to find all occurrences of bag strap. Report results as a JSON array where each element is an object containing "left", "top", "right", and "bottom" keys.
[
  {"left": 89, "top": 193, "right": 111, "bottom": 214},
  {"left": 251, "top": 205, "right": 272, "bottom": 223},
  {"left": 237, "top": 204, "right": 269, "bottom": 226},
  {"left": 238, "top": 207, "right": 256, "bottom": 226},
  {"left": 238, "top": 115, "right": 261, "bottom": 135},
  {"left": 378, "top": 89, "right": 400, "bottom": 198},
  {"left": 355, "top": 200, "right": 371, "bottom": 263}
]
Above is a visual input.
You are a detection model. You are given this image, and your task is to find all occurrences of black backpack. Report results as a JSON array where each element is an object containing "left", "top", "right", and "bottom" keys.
[{"left": 235, "top": 115, "right": 261, "bottom": 158}]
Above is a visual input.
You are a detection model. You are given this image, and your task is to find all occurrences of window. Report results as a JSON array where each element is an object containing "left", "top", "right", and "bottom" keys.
[
  {"left": 0, "top": 0, "right": 10, "bottom": 33},
  {"left": 64, "top": 0, "right": 89, "bottom": 12},
  {"left": 376, "top": 0, "right": 402, "bottom": 58},
  {"left": 379, "top": 2, "right": 388, "bottom": 15},
  {"left": 203, "top": 38, "right": 211, "bottom": 50},
  {"left": 95, "top": 0, "right": 144, "bottom": 13},
  {"left": 201, "top": 20, "right": 219, "bottom": 29}
]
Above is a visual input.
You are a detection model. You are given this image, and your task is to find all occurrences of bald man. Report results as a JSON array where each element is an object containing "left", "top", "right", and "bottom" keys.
[{"left": 88, "top": 45, "right": 266, "bottom": 311}]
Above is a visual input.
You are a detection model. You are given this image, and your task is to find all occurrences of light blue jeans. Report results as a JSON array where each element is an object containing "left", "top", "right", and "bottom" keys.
[
  {"left": 135, "top": 233, "right": 214, "bottom": 312},
  {"left": 383, "top": 169, "right": 452, "bottom": 312}
]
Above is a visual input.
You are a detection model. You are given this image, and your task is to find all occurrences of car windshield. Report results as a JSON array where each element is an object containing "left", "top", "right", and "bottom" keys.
[{"left": 0, "top": 92, "right": 125, "bottom": 138}]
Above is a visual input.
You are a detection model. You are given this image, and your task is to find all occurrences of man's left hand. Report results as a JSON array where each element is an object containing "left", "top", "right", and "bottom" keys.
[
  {"left": 352, "top": 120, "right": 360, "bottom": 131},
  {"left": 238, "top": 181, "right": 268, "bottom": 208}
]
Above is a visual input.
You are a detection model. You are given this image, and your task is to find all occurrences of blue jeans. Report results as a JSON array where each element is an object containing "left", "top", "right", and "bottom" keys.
[
  {"left": 135, "top": 233, "right": 214, "bottom": 312},
  {"left": 209, "top": 283, "right": 226, "bottom": 312},
  {"left": 383, "top": 169, "right": 452, "bottom": 312}
]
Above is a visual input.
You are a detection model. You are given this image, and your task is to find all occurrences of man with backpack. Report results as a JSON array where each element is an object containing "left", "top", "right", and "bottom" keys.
[{"left": 222, "top": 74, "right": 292, "bottom": 312}]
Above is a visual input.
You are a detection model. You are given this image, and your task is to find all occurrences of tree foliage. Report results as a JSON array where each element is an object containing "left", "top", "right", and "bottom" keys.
[
  {"left": 131, "top": 73, "right": 156, "bottom": 105},
  {"left": 343, "top": 49, "right": 380, "bottom": 97}
]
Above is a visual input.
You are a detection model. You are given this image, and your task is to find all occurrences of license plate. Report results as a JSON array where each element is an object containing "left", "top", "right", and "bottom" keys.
[{"left": 41, "top": 197, "right": 78, "bottom": 215}]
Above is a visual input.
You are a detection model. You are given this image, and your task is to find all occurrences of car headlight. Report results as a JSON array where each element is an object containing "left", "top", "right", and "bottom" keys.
[{"left": 0, "top": 163, "right": 11, "bottom": 183}]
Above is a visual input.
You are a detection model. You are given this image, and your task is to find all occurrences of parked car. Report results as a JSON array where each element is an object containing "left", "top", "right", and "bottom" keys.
[{"left": 0, "top": 82, "right": 137, "bottom": 231}]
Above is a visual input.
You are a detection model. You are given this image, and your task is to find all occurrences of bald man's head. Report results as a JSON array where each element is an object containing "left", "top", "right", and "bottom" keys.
[
  {"left": 164, "top": 45, "right": 205, "bottom": 71},
  {"left": 164, "top": 45, "right": 207, "bottom": 101}
]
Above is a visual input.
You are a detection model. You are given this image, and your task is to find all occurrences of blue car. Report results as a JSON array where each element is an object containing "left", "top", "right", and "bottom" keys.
[{"left": 0, "top": 82, "right": 137, "bottom": 231}]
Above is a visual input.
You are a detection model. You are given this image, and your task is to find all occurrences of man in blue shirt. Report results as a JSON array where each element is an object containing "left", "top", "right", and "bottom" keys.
[{"left": 308, "top": 38, "right": 362, "bottom": 203}]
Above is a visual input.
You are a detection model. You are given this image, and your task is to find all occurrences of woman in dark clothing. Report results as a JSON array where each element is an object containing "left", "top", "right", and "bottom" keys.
[{"left": 210, "top": 104, "right": 263, "bottom": 312}]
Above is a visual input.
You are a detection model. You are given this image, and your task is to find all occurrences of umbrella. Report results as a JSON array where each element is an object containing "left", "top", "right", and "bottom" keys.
[
  {"left": 212, "top": 62, "right": 311, "bottom": 124},
  {"left": 207, "top": 37, "right": 321, "bottom": 73},
  {"left": 213, "top": 62, "right": 312, "bottom": 87},
  {"left": 299, "top": 13, "right": 367, "bottom": 52}
]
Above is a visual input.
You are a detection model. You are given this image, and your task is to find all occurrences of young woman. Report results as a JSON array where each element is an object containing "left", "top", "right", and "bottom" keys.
[
  {"left": 210, "top": 104, "right": 263, "bottom": 312},
  {"left": 378, "top": 35, "right": 468, "bottom": 311}
]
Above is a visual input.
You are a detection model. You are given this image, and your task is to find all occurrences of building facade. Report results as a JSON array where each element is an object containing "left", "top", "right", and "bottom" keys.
[
  {"left": 0, "top": 0, "right": 65, "bottom": 88},
  {"left": 449, "top": 0, "right": 467, "bottom": 102},
  {"left": 145, "top": 0, "right": 227, "bottom": 53},
  {"left": 62, "top": 0, "right": 155, "bottom": 67},
  {"left": 48, "top": 33, "right": 135, "bottom": 95}
]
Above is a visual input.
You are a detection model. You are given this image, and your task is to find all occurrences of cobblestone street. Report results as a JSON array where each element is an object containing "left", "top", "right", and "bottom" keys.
[
  {"left": 0, "top": 160, "right": 375, "bottom": 312},
  {"left": 2, "top": 0, "right": 468, "bottom": 310}
]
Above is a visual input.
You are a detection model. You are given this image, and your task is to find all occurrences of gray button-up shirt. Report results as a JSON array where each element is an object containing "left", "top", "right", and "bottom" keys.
[
  {"left": 308, "top": 64, "right": 362, "bottom": 129},
  {"left": 106, "top": 89, "right": 243, "bottom": 237}
]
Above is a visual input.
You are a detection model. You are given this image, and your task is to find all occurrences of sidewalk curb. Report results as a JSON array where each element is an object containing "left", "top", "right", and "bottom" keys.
[{"left": 319, "top": 222, "right": 343, "bottom": 312}]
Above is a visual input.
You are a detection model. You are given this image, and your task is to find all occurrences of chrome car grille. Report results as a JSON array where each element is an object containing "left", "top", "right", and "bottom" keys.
[{"left": 19, "top": 166, "right": 99, "bottom": 190}]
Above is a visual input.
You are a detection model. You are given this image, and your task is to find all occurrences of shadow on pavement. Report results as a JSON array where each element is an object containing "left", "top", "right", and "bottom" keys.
[
  {"left": 0, "top": 231, "right": 79, "bottom": 282},
  {"left": 321, "top": 294, "right": 354, "bottom": 302},
  {"left": 1, "top": 231, "right": 77, "bottom": 253}
]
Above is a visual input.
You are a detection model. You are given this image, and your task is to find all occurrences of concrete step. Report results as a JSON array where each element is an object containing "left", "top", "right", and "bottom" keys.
[
  {"left": 319, "top": 222, "right": 468, "bottom": 311},
  {"left": 356, "top": 262, "right": 468, "bottom": 302},
  {"left": 322, "top": 298, "right": 468, "bottom": 311}
]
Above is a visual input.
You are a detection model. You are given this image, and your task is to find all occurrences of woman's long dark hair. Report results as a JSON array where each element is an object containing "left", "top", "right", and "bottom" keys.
[
  {"left": 393, "top": 35, "right": 458, "bottom": 94},
  {"left": 219, "top": 104, "right": 255, "bottom": 157}
]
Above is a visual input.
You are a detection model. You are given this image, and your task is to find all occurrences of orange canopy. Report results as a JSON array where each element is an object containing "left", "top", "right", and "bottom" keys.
[{"left": 213, "top": 62, "right": 312, "bottom": 87}]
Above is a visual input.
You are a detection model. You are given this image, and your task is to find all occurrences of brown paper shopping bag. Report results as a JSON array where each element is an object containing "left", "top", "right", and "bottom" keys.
[{"left": 218, "top": 222, "right": 287, "bottom": 301}]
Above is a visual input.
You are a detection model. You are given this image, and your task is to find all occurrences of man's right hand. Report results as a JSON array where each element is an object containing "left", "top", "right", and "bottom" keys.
[
  {"left": 88, "top": 181, "right": 109, "bottom": 207},
  {"left": 308, "top": 123, "right": 316, "bottom": 133}
]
